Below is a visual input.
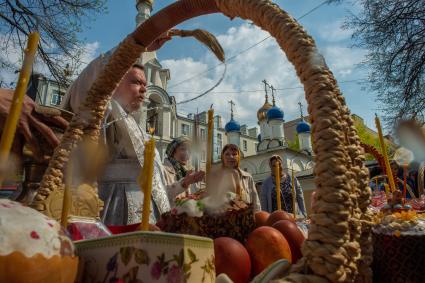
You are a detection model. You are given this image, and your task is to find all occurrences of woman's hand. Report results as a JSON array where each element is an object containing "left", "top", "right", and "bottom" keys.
[{"left": 181, "top": 170, "right": 205, "bottom": 189}]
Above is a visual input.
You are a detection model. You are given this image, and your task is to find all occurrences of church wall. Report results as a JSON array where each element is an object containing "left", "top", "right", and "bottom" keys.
[{"left": 162, "top": 110, "right": 171, "bottom": 139}]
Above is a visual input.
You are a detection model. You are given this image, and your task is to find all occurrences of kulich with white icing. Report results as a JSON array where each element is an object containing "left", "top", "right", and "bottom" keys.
[{"left": 0, "top": 199, "right": 74, "bottom": 258}]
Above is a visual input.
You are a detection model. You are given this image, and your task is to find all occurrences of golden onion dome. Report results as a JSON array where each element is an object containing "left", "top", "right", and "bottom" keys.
[{"left": 257, "top": 101, "right": 273, "bottom": 121}]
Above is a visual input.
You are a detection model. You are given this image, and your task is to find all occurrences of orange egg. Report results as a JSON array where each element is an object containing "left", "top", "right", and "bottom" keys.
[
  {"left": 272, "top": 220, "right": 305, "bottom": 263},
  {"left": 266, "top": 210, "right": 295, "bottom": 226},
  {"left": 254, "top": 211, "right": 270, "bottom": 228},
  {"left": 214, "top": 237, "right": 251, "bottom": 283},
  {"left": 245, "top": 226, "right": 292, "bottom": 275}
]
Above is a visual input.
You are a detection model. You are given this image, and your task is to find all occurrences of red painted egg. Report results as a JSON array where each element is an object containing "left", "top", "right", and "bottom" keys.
[
  {"left": 266, "top": 210, "right": 295, "bottom": 226},
  {"left": 214, "top": 237, "right": 251, "bottom": 283},
  {"left": 272, "top": 220, "right": 305, "bottom": 263}
]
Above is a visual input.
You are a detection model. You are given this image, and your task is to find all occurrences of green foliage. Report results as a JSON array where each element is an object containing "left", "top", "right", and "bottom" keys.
[
  {"left": 287, "top": 133, "right": 300, "bottom": 151},
  {"left": 354, "top": 119, "right": 396, "bottom": 160}
]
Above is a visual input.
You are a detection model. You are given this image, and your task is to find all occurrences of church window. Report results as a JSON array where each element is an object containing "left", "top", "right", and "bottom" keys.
[
  {"left": 216, "top": 133, "right": 222, "bottom": 155},
  {"left": 50, "top": 90, "right": 64, "bottom": 106},
  {"left": 181, "top": 124, "right": 190, "bottom": 136},
  {"left": 243, "top": 140, "right": 248, "bottom": 151},
  {"left": 200, "top": 129, "right": 206, "bottom": 140}
]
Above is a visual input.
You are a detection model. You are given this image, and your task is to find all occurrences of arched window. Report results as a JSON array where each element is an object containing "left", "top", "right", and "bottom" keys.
[{"left": 146, "top": 94, "right": 161, "bottom": 136}]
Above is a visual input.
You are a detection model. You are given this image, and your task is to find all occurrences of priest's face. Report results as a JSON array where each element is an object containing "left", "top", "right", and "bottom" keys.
[{"left": 113, "top": 66, "right": 147, "bottom": 112}]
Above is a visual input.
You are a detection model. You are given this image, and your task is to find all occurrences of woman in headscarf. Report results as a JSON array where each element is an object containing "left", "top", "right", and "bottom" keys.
[
  {"left": 220, "top": 144, "right": 261, "bottom": 211},
  {"left": 58, "top": 35, "right": 189, "bottom": 226},
  {"left": 260, "top": 155, "right": 307, "bottom": 217},
  {"left": 163, "top": 136, "right": 204, "bottom": 198}
]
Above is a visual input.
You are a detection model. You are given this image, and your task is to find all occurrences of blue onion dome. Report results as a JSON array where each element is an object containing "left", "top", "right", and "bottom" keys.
[
  {"left": 266, "top": 106, "right": 284, "bottom": 121},
  {"left": 225, "top": 119, "right": 241, "bottom": 133},
  {"left": 296, "top": 120, "right": 311, "bottom": 133}
]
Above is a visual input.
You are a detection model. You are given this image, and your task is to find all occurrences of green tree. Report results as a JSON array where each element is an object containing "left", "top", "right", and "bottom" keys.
[
  {"left": 287, "top": 133, "right": 300, "bottom": 151},
  {"left": 354, "top": 119, "right": 396, "bottom": 160},
  {"left": 330, "top": 0, "right": 425, "bottom": 126}
]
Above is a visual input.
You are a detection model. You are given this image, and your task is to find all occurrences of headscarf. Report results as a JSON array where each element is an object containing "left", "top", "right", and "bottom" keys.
[
  {"left": 221, "top": 144, "right": 241, "bottom": 169},
  {"left": 269, "top": 155, "right": 283, "bottom": 167},
  {"left": 165, "top": 136, "right": 191, "bottom": 180},
  {"left": 166, "top": 136, "right": 191, "bottom": 159}
]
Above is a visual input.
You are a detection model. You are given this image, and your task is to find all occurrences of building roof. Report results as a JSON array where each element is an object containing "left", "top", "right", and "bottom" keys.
[
  {"left": 266, "top": 106, "right": 284, "bottom": 121},
  {"left": 225, "top": 119, "right": 241, "bottom": 133},
  {"left": 257, "top": 101, "right": 273, "bottom": 121},
  {"left": 296, "top": 120, "right": 311, "bottom": 133}
]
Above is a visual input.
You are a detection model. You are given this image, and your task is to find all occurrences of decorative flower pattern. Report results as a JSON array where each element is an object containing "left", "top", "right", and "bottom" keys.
[{"left": 97, "top": 247, "right": 214, "bottom": 283}]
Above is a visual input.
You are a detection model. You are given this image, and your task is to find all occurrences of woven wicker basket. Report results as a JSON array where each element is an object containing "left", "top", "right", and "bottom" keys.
[{"left": 31, "top": 0, "right": 373, "bottom": 282}]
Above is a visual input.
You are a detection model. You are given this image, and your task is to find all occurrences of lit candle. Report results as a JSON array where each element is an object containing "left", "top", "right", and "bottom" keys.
[
  {"left": 206, "top": 108, "right": 214, "bottom": 187},
  {"left": 375, "top": 114, "right": 396, "bottom": 193},
  {"left": 274, "top": 162, "right": 281, "bottom": 211},
  {"left": 0, "top": 32, "right": 39, "bottom": 186},
  {"left": 61, "top": 161, "right": 72, "bottom": 228},
  {"left": 140, "top": 138, "right": 156, "bottom": 231},
  {"left": 403, "top": 163, "right": 408, "bottom": 202},
  {"left": 291, "top": 164, "right": 296, "bottom": 216}
]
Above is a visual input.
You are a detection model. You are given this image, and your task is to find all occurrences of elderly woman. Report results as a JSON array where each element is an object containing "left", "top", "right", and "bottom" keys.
[
  {"left": 163, "top": 137, "right": 204, "bottom": 198},
  {"left": 261, "top": 155, "right": 307, "bottom": 217},
  {"left": 220, "top": 144, "right": 261, "bottom": 211}
]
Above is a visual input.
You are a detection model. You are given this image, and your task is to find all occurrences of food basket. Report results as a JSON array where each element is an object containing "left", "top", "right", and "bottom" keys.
[{"left": 31, "top": 0, "right": 374, "bottom": 282}]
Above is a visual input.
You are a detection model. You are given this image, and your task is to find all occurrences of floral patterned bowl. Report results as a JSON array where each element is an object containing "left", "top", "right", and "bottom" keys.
[{"left": 74, "top": 231, "right": 215, "bottom": 283}]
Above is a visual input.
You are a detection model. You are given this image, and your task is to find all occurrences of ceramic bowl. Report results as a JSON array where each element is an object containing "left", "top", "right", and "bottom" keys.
[{"left": 74, "top": 231, "right": 215, "bottom": 283}]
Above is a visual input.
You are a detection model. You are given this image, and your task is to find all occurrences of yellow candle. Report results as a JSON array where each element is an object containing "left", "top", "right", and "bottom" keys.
[
  {"left": 206, "top": 108, "right": 214, "bottom": 187},
  {"left": 61, "top": 161, "right": 72, "bottom": 228},
  {"left": 375, "top": 114, "right": 396, "bottom": 192},
  {"left": 291, "top": 165, "right": 296, "bottom": 216},
  {"left": 274, "top": 162, "right": 281, "bottom": 211},
  {"left": 140, "top": 138, "right": 156, "bottom": 231},
  {"left": 0, "top": 32, "right": 39, "bottom": 185}
]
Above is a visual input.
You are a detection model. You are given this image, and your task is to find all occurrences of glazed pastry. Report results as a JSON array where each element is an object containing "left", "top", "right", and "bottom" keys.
[{"left": 0, "top": 199, "right": 78, "bottom": 283}]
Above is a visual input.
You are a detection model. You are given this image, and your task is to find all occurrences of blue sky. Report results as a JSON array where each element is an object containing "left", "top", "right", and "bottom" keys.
[{"left": 17, "top": 0, "right": 383, "bottom": 132}]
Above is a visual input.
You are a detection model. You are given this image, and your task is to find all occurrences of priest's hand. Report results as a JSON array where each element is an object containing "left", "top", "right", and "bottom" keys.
[{"left": 181, "top": 170, "right": 205, "bottom": 189}]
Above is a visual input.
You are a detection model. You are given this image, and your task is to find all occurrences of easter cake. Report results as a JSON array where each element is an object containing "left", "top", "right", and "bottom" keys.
[{"left": 0, "top": 199, "right": 78, "bottom": 283}]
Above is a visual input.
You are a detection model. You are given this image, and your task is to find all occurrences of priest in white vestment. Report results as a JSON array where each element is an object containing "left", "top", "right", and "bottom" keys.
[{"left": 61, "top": 42, "right": 203, "bottom": 225}]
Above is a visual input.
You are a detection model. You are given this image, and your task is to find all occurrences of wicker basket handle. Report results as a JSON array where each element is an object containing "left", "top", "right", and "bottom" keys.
[{"left": 32, "top": 1, "right": 372, "bottom": 282}]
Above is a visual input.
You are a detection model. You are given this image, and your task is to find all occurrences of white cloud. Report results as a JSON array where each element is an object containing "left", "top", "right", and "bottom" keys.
[
  {"left": 320, "top": 46, "right": 366, "bottom": 78},
  {"left": 317, "top": 20, "right": 353, "bottom": 42},
  {"left": 161, "top": 23, "right": 305, "bottom": 127}
]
